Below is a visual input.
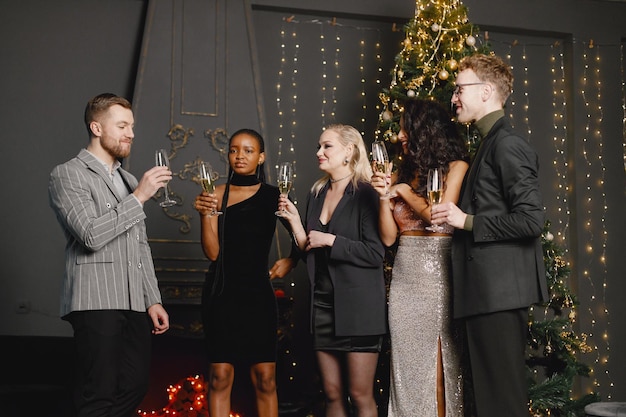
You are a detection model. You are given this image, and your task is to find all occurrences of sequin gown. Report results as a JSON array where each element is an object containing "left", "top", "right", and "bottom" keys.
[
  {"left": 387, "top": 199, "right": 463, "bottom": 417},
  {"left": 201, "top": 183, "right": 282, "bottom": 364}
]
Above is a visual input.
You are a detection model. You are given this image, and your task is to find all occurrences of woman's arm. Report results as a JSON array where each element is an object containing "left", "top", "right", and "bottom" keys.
[
  {"left": 395, "top": 160, "right": 468, "bottom": 223},
  {"left": 371, "top": 169, "right": 399, "bottom": 246},
  {"left": 194, "top": 186, "right": 224, "bottom": 261},
  {"left": 278, "top": 194, "right": 308, "bottom": 251}
]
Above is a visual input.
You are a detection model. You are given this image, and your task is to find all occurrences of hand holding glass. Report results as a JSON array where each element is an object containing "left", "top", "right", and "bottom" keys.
[
  {"left": 371, "top": 140, "right": 393, "bottom": 197},
  {"left": 425, "top": 167, "right": 444, "bottom": 232},
  {"left": 198, "top": 161, "right": 222, "bottom": 216},
  {"left": 275, "top": 162, "right": 293, "bottom": 216},
  {"left": 155, "top": 149, "right": 176, "bottom": 207}
]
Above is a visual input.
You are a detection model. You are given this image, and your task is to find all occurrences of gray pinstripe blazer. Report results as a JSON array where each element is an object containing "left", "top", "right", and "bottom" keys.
[{"left": 49, "top": 149, "right": 162, "bottom": 318}]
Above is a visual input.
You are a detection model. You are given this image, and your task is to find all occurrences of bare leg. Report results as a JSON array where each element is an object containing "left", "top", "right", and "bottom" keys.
[
  {"left": 250, "top": 362, "right": 278, "bottom": 417},
  {"left": 208, "top": 363, "right": 235, "bottom": 417},
  {"left": 437, "top": 337, "right": 445, "bottom": 417},
  {"left": 316, "top": 350, "right": 349, "bottom": 417},
  {"left": 345, "top": 351, "right": 379, "bottom": 417}
]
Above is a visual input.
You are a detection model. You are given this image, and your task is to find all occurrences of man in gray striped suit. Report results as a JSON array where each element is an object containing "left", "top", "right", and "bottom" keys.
[{"left": 49, "top": 93, "right": 170, "bottom": 417}]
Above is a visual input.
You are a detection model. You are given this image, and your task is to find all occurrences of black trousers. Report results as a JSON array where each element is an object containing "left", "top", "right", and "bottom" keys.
[
  {"left": 463, "top": 308, "right": 529, "bottom": 417},
  {"left": 67, "top": 310, "right": 152, "bottom": 417}
]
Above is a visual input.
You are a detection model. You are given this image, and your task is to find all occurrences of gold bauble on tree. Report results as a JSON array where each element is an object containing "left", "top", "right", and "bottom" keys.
[
  {"left": 448, "top": 58, "right": 458, "bottom": 70},
  {"left": 439, "top": 69, "right": 449, "bottom": 80}
]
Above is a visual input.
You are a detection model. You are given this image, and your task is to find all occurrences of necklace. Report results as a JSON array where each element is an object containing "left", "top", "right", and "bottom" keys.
[
  {"left": 230, "top": 173, "right": 260, "bottom": 186},
  {"left": 330, "top": 173, "right": 353, "bottom": 183}
]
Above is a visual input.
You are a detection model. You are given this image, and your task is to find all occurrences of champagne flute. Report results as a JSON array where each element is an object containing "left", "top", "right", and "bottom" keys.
[
  {"left": 425, "top": 167, "right": 444, "bottom": 232},
  {"left": 155, "top": 149, "right": 176, "bottom": 207},
  {"left": 198, "top": 161, "right": 222, "bottom": 216},
  {"left": 371, "top": 140, "right": 392, "bottom": 197},
  {"left": 275, "top": 162, "right": 293, "bottom": 216}
]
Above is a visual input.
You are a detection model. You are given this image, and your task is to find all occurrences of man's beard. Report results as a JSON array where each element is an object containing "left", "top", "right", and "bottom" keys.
[{"left": 102, "top": 137, "right": 131, "bottom": 159}]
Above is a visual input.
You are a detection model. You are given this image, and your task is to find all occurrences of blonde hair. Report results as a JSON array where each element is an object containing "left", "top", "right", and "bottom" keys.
[
  {"left": 311, "top": 124, "right": 373, "bottom": 196},
  {"left": 459, "top": 53, "right": 513, "bottom": 106}
]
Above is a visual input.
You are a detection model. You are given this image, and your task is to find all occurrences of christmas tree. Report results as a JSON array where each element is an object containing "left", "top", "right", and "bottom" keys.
[
  {"left": 376, "top": 1, "right": 597, "bottom": 415},
  {"left": 376, "top": 0, "right": 489, "bottom": 149},
  {"left": 527, "top": 222, "right": 599, "bottom": 416}
]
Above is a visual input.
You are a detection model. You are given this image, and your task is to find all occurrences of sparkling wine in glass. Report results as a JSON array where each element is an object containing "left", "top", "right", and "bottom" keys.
[
  {"left": 371, "top": 140, "right": 392, "bottom": 197},
  {"left": 426, "top": 167, "right": 444, "bottom": 232},
  {"left": 155, "top": 149, "right": 176, "bottom": 207},
  {"left": 275, "top": 162, "right": 293, "bottom": 216},
  {"left": 198, "top": 161, "right": 222, "bottom": 216}
]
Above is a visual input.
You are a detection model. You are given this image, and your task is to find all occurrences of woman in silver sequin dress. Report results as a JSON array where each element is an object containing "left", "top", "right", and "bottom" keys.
[{"left": 372, "top": 99, "right": 469, "bottom": 417}]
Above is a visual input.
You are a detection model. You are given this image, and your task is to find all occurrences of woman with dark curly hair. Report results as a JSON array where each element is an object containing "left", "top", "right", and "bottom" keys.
[{"left": 371, "top": 99, "right": 469, "bottom": 417}]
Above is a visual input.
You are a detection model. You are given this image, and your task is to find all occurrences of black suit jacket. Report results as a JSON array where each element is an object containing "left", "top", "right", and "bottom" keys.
[
  {"left": 451, "top": 117, "right": 549, "bottom": 319},
  {"left": 303, "top": 180, "right": 387, "bottom": 336}
]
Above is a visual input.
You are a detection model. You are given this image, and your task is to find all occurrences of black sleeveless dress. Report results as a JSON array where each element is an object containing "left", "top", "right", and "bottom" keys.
[{"left": 201, "top": 183, "right": 283, "bottom": 364}]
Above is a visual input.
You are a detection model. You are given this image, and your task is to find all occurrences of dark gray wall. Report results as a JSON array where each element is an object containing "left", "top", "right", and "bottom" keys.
[
  {"left": 1, "top": 0, "right": 625, "bottom": 401},
  {"left": 0, "top": 0, "right": 147, "bottom": 336}
]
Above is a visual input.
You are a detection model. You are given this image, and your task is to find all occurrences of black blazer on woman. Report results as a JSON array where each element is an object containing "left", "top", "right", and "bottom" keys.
[
  {"left": 451, "top": 117, "right": 549, "bottom": 319},
  {"left": 303, "top": 180, "right": 387, "bottom": 336}
]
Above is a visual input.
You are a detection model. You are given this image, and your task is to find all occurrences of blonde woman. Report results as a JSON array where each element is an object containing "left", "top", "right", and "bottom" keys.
[{"left": 279, "top": 125, "right": 386, "bottom": 417}]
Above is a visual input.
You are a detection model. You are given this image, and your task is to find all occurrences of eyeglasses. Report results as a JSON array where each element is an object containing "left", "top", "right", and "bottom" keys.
[{"left": 452, "top": 82, "right": 487, "bottom": 96}]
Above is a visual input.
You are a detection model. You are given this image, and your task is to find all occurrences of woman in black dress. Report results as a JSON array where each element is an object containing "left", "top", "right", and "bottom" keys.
[
  {"left": 193, "top": 129, "right": 296, "bottom": 417},
  {"left": 278, "top": 124, "right": 387, "bottom": 417}
]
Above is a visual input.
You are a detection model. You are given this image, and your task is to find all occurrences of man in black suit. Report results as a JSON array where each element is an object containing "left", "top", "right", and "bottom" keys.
[{"left": 431, "top": 53, "right": 549, "bottom": 417}]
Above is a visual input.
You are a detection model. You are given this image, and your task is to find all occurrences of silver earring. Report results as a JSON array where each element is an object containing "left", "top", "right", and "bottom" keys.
[{"left": 343, "top": 159, "right": 349, "bottom": 165}]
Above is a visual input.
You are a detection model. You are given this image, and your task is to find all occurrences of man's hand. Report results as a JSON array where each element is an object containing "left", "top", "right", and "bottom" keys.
[
  {"left": 431, "top": 201, "right": 467, "bottom": 230},
  {"left": 148, "top": 303, "right": 169, "bottom": 335},
  {"left": 133, "top": 166, "right": 172, "bottom": 204}
]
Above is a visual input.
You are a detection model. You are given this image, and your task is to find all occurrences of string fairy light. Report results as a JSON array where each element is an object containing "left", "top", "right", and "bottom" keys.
[
  {"left": 332, "top": 24, "right": 340, "bottom": 121},
  {"left": 320, "top": 25, "right": 328, "bottom": 126},
  {"left": 581, "top": 40, "right": 612, "bottom": 399},
  {"left": 505, "top": 46, "right": 517, "bottom": 129},
  {"left": 359, "top": 38, "right": 367, "bottom": 135},
  {"left": 275, "top": 23, "right": 287, "bottom": 162},
  {"left": 549, "top": 41, "right": 571, "bottom": 244},
  {"left": 521, "top": 45, "right": 531, "bottom": 138}
]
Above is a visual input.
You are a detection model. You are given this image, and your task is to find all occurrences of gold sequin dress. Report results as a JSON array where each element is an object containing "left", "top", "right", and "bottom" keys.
[{"left": 387, "top": 199, "right": 463, "bottom": 417}]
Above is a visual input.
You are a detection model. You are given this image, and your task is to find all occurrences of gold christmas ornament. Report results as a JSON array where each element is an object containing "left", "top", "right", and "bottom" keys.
[
  {"left": 466, "top": 35, "right": 476, "bottom": 46},
  {"left": 407, "top": 89, "right": 416, "bottom": 98},
  {"left": 431, "top": 23, "right": 440, "bottom": 32},
  {"left": 382, "top": 109, "right": 393, "bottom": 122},
  {"left": 439, "top": 69, "right": 449, "bottom": 80},
  {"left": 390, "top": 133, "right": 399, "bottom": 144},
  {"left": 448, "top": 59, "right": 458, "bottom": 70}
]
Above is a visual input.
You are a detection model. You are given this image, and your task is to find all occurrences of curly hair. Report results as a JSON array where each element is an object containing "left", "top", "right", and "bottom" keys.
[
  {"left": 459, "top": 53, "right": 513, "bottom": 106},
  {"left": 396, "top": 99, "right": 469, "bottom": 200}
]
